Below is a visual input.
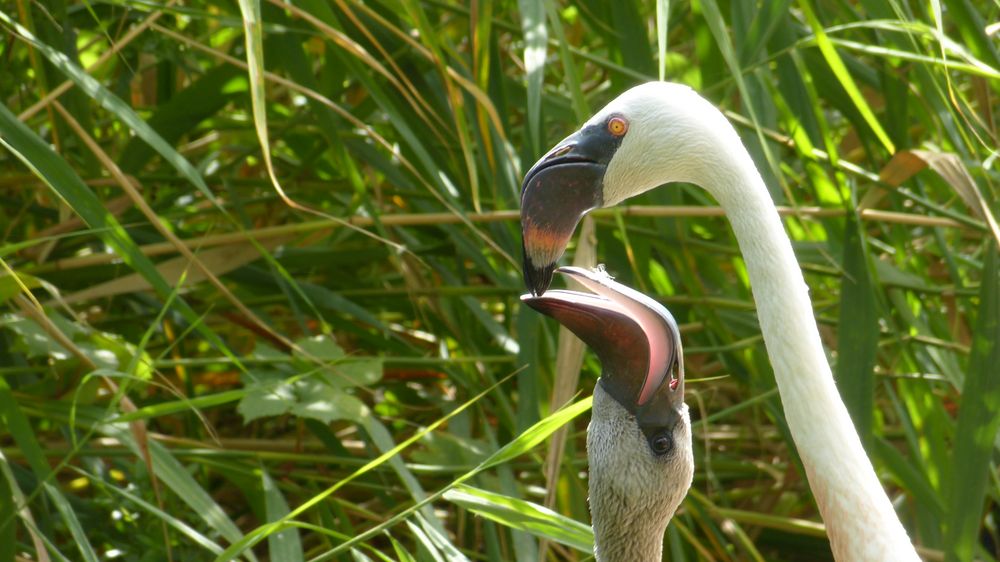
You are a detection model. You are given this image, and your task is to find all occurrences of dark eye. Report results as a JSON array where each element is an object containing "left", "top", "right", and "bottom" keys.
[{"left": 650, "top": 432, "right": 673, "bottom": 455}]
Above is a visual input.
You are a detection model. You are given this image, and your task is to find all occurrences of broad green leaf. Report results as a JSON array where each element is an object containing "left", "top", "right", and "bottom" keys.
[
  {"left": 324, "top": 359, "right": 384, "bottom": 389},
  {"left": 237, "top": 371, "right": 367, "bottom": 424},
  {"left": 238, "top": 372, "right": 298, "bottom": 422},
  {"left": 295, "top": 334, "right": 346, "bottom": 361},
  {"left": 2, "top": 313, "right": 77, "bottom": 359},
  {"left": 291, "top": 387, "right": 367, "bottom": 424},
  {"left": 0, "top": 312, "right": 150, "bottom": 379}
]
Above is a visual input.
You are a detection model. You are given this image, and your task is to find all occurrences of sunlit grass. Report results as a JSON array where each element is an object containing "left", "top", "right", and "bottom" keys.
[{"left": 0, "top": 1, "right": 997, "bottom": 561}]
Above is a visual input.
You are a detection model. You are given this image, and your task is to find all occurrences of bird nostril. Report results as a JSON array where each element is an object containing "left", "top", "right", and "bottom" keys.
[{"left": 547, "top": 144, "right": 574, "bottom": 159}]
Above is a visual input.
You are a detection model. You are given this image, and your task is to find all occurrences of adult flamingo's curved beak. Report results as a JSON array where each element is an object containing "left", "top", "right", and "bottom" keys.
[{"left": 521, "top": 123, "right": 624, "bottom": 296}]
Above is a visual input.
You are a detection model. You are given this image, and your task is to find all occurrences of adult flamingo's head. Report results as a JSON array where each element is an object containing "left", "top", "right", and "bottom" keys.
[
  {"left": 522, "top": 266, "right": 691, "bottom": 559},
  {"left": 520, "top": 82, "right": 739, "bottom": 295}
]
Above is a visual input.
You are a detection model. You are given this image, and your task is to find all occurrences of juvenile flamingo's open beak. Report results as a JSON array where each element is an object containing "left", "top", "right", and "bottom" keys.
[{"left": 521, "top": 267, "right": 685, "bottom": 429}]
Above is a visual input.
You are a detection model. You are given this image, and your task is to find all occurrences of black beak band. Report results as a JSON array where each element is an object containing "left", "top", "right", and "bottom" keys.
[
  {"left": 520, "top": 124, "right": 623, "bottom": 296},
  {"left": 520, "top": 159, "right": 603, "bottom": 295}
]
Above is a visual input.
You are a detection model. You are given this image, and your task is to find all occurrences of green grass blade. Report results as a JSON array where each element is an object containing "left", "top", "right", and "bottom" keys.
[
  {"left": 0, "top": 101, "right": 240, "bottom": 367},
  {"left": 944, "top": 245, "right": 1000, "bottom": 561},
  {"left": 96, "top": 472, "right": 226, "bottom": 555},
  {"left": 0, "top": 9, "right": 216, "bottom": 201},
  {"left": 518, "top": 0, "right": 547, "bottom": 155},
  {"left": 835, "top": 213, "right": 879, "bottom": 447},
  {"left": 211, "top": 373, "right": 519, "bottom": 561},
  {"left": 544, "top": 0, "right": 588, "bottom": 122},
  {"left": 872, "top": 438, "right": 943, "bottom": 519},
  {"left": 941, "top": 0, "right": 1000, "bottom": 70},
  {"left": 361, "top": 416, "right": 458, "bottom": 556},
  {"left": 118, "top": 64, "right": 247, "bottom": 173},
  {"left": 657, "top": 0, "right": 669, "bottom": 81},
  {"left": 316, "top": 396, "right": 592, "bottom": 560},
  {"left": 609, "top": 2, "right": 654, "bottom": 78},
  {"left": 698, "top": 0, "right": 781, "bottom": 182},
  {"left": 262, "top": 468, "right": 304, "bottom": 562},
  {"left": 481, "top": 396, "right": 592, "bottom": 471},
  {"left": 236, "top": 0, "right": 281, "bottom": 196},
  {"left": 0, "top": 380, "right": 99, "bottom": 562},
  {"left": 0, "top": 460, "right": 13, "bottom": 562},
  {"left": 797, "top": 0, "right": 895, "bottom": 152},
  {"left": 2, "top": 1, "right": 995, "bottom": 558},
  {"left": 444, "top": 484, "right": 594, "bottom": 553},
  {"left": 110, "top": 427, "right": 259, "bottom": 561},
  {"left": 112, "top": 390, "right": 245, "bottom": 423}
]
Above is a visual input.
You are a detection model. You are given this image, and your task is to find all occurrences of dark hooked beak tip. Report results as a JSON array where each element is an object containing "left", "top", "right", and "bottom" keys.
[
  {"left": 523, "top": 252, "right": 556, "bottom": 297},
  {"left": 519, "top": 145, "right": 606, "bottom": 296}
]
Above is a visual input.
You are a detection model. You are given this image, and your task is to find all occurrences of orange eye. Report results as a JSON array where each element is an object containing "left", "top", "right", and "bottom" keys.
[{"left": 608, "top": 116, "right": 628, "bottom": 136}]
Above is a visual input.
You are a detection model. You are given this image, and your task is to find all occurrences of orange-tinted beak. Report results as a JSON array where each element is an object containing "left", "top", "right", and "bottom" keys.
[{"left": 521, "top": 125, "right": 622, "bottom": 296}]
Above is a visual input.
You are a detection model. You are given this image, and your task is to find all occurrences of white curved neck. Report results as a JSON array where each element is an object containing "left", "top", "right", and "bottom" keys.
[{"left": 682, "top": 120, "right": 918, "bottom": 561}]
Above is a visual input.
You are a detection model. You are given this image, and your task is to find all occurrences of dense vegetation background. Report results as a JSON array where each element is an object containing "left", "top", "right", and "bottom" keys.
[{"left": 2, "top": 0, "right": 999, "bottom": 560}]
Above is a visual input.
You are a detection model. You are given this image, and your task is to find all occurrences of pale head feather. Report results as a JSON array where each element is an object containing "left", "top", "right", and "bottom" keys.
[{"left": 582, "top": 82, "right": 749, "bottom": 207}]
